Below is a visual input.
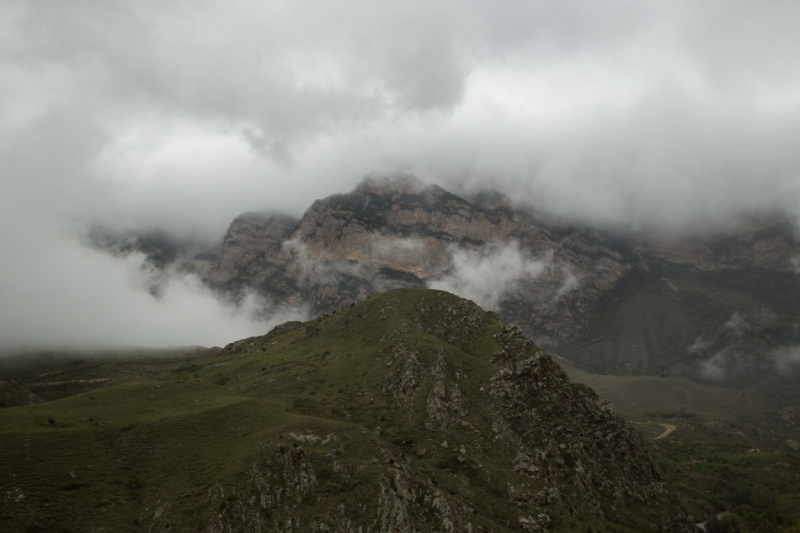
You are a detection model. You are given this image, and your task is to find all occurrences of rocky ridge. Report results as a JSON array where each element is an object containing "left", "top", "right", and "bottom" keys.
[{"left": 188, "top": 288, "right": 691, "bottom": 532}]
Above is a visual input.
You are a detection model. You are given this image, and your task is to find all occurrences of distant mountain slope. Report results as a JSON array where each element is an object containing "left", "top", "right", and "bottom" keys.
[
  {"left": 0, "top": 288, "right": 690, "bottom": 532},
  {"left": 91, "top": 176, "right": 800, "bottom": 382},
  {"left": 557, "top": 265, "right": 800, "bottom": 381}
]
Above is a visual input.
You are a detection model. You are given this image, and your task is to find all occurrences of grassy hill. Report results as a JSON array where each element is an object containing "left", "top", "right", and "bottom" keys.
[{"left": 0, "top": 288, "right": 689, "bottom": 533}]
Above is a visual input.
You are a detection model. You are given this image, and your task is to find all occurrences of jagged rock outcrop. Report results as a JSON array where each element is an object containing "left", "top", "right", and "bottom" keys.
[
  {"left": 487, "top": 325, "right": 665, "bottom": 504},
  {"left": 175, "top": 289, "right": 692, "bottom": 532}
]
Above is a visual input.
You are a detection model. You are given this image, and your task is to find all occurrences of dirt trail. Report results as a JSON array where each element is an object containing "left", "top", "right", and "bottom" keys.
[
  {"left": 28, "top": 378, "right": 110, "bottom": 388},
  {"left": 654, "top": 423, "right": 676, "bottom": 440}
]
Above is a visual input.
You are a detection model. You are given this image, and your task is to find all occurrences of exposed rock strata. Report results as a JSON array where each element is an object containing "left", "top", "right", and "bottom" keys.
[{"left": 94, "top": 176, "right": 800, "bottom": 378}]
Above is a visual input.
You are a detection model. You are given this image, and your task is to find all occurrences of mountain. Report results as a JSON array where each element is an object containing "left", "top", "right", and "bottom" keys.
[
  {"left": 0, "top": 288, "right": 690, "bottom": 532},
  {"left": 92, "top": 176, "right": 800, "bottom": 382}
]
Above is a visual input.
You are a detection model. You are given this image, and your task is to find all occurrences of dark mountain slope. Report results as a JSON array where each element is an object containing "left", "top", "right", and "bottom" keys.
[{"left": 555, "top": 265, "right": 800, "bottom": 382}]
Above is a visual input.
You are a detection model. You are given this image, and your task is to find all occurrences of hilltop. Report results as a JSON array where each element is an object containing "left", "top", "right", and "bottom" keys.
[{"left": 0, "top": 288, "right": 690, "bottom": 532}]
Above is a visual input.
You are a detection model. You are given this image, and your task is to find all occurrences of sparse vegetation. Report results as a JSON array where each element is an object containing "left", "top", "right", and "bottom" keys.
[{"left": 0, "top": 288, "right": 691, "bottom": 532}]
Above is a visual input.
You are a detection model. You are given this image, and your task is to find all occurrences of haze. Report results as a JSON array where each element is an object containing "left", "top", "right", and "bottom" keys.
[{"left": 2, "top": 0, "right": 799, "bottom": 349}]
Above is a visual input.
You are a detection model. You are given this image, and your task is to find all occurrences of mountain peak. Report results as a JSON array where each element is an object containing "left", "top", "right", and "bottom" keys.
[
  {"left": 355, "top": 174, "right": 427, "bottom": 196},
  {"left": 200, "top": 287, "right": 690, "bottom": 531}
]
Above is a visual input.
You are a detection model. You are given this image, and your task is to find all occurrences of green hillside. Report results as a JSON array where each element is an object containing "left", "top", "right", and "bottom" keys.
[
  {"left": 0, "top": 288, "right": 688, "bottom": 532},
  {"left": 563, "top": 361, "right": 800, "bottom": 529}
]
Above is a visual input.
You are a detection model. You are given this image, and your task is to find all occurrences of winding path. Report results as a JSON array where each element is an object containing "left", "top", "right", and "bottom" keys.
[{"left": 654, "top": 423, "right": 676, "bottom": 441}]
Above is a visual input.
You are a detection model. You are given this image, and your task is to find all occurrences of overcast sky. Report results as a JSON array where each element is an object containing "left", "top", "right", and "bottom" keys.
[{"left": 2, "top": 0, "right": 799, "bottom": 349}]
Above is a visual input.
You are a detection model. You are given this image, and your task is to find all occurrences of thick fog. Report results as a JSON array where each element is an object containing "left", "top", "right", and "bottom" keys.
[{"left": 2, "top": 0, "right": 800, "bottom": 348}]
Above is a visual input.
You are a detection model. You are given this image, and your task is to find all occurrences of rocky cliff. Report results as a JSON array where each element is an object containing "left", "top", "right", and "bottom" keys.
[
  {"left": 207, "top": 176, "right": 638, "bottom": 344},
  {"left": 93, "top": 175, "right": 800, "bottom": 381}
]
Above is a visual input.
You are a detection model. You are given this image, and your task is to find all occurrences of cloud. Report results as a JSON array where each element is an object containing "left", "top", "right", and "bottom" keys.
[
  {"left": 688, "top": 309, "right": 791, "bottom": 382},
  {"left": 427, "top": 242, "right": 549, "bottom": 310},
  {"left": 0, "top": 234, "right": 306, "bottom": 351},
  {"left": 554, "top": 267, "right": 580, "bottom": 301},
  {"left": 687, "top": 337, "right": 712, "bottom": 356},
  {"left": 723, "top": 312, "right": 749, "bottom": 337},
  {"left": 700, "top": 353, "right": 727, "bottom": 382},
  {"left": 3, "top": 0, "right": 800, "bottom": 347},
  {"left": 773, "top": 346, "right": 800, "bottom": 377},
  {"left": 4, "top": 0, "right": 800, "bottom": 234},
  {"left": 283, "top": 237, "right": 368, "bottom": 289}
]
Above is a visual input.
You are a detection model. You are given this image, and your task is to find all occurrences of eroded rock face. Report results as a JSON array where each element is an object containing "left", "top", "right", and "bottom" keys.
[
  {"left": 205, "top": 177, "right": 642, "bottom": 344},
  {"left": 208, "top": 212, "right": 298, "bottom": 292},
  {"left": 98, "top": 176, "right": 800, "bottom": 377}
]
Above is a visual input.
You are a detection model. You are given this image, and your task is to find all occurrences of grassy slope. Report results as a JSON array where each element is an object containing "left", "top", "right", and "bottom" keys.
[
  {"left": 1, "top": 288, "right": 678, "bottom": 533},
  {"left": 564, "top": 361, "right": 800, "bottom": 527}
]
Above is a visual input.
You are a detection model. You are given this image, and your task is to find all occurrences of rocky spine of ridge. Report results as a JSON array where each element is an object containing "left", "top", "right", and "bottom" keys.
[{"left": 193, "top": 289, "right": 691, "bottom": 532}]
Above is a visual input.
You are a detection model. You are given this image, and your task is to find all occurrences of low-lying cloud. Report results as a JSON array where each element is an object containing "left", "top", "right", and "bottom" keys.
[
  {"left": 427, "top": 242, "right": 550, "bottom": 310},
  {"left": 284, "top": 237, "right": 368, "bottom": 290},
  {"left": 774, "top": 346, "right": 800, "bottom": 377},
  {"left": 0, "top": 233, "right": 305, "bottom": 352},
  {"left": 3, "top": 0, "right": 800, "bottom": 347},
  {"left": 691, "top": 309, "right": 799, "bottom": 382}
]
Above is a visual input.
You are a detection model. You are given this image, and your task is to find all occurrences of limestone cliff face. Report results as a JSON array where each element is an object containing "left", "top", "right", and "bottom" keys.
[
  {"left": 295, "top": 177, "right": 515, "bottom": 276},
  {"left": 208, "top": 212, "right": 298, "bottom": 291},
  {"left": 106, "top": 175, "right": 800, "bottom": 378},
  {"left": 208, "top": 176, "right": 638, "bottom": 345},
  {"left": 205, "top": 176, "right": 800, "bottom": 367}
]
